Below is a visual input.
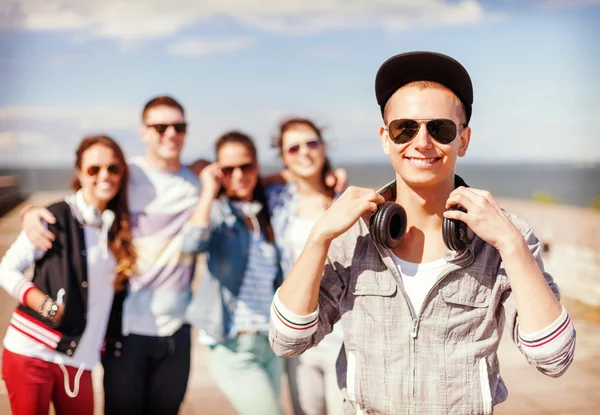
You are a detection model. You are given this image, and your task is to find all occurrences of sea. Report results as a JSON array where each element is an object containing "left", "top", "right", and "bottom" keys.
[{"left": 1, "top": 162, "right": 599, "bottom": 208}]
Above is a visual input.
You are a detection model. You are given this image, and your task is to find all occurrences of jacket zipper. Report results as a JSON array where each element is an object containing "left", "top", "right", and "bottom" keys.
[{"left": 379, "top": 244, "right": 475, "bottom": 410}]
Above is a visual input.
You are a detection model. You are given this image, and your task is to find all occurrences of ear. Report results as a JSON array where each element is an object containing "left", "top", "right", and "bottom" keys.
[
  {"left": 379, "top": 124, "right": 391, "bottom": 156},
  {"left": 76, "top": 169, "right": 84, "bottom": 186},
  {"left": 139, "top": 124, "right": 149, "bottom": 143},
  {"left": 457, "top": 126, "right": 471, "bottom": 158}
]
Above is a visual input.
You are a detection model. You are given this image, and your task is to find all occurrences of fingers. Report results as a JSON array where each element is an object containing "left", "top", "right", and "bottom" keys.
[
  {"left": 30, "top": 229, "right": 54, "bottom": 251},
  {"left": 333, "top": 168, "right": 349, "bottom": 194},
  {"left": 40, "top": 209, "right": 56, "bottom": 225},
  {"left": 24, "top": 208, "right": 55, "bottom": 250},
  {"left": 343, "top": 186, "right": 385, "bottom": 213},
  {"left": 446, "top": 186, "right": 487, "bottom": 211},
  {"left": 443, "top": 209, "right": 469, "bottom": 222},
  {"left": 324, "top": 172, "right": 336, "bottom": 188}
]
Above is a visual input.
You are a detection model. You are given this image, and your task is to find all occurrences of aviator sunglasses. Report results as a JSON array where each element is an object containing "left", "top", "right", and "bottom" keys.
[
  {"left": 146, "top": 123, "right": 188, "bottom": 134},
  {"left": 220, "top": 163, "right": 256, "bottom": 176},
  {"left": 86, "top": 164, "right": 123, "bottom": 177},
  {"left": 386, "top": 118, "right": 463, "bottom": 145},
  {"left": 286, "top": 139, "right": 322, "bottom": 155}
]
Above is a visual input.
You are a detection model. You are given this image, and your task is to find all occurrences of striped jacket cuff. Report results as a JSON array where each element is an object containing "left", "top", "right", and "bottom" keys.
[
  {"left": 18, "top": 281, "right": 36, "bottom": 305},
  {"left": 518, "top": 306, "right": 574, "bottom": 356},
  {"left": 270, "top": 288, "right": 319, "bottom": 339}
]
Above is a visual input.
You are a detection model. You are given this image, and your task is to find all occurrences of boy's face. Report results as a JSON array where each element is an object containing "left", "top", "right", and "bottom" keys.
[
  {"left": 141, "top": 105, "right": 186, "bottom": 163},
  {"left": 379, "top": 86, "right": 471, "bottom": 190}
]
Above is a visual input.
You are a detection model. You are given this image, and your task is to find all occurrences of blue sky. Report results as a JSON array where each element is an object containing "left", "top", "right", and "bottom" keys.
[{"left": 0, "top": 0, "right": 599, "bottom": 167}]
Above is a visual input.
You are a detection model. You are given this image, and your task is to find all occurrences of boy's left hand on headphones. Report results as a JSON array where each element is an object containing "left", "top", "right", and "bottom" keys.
[{"left": 444, "top": 186, "right": 523, "bottom": 252}]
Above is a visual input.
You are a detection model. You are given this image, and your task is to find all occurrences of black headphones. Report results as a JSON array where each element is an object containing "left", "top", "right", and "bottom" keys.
[{"left": 368, "top": 180, "right": 473, "bottom": 252}]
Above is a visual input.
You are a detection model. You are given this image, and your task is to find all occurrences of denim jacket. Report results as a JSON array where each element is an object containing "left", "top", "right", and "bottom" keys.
[
  {"left": 266, "top": 182, "right": 298, "bottom": 275},
  {"left": 183, "top": 196, "right": 283, "bottom": 343}
]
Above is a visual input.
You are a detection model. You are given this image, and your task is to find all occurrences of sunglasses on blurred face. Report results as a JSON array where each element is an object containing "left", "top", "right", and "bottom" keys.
[
  {"left": 385, "top": 118, "right": 461, "bottom": 145},
  {"left": 146, "top": 123, "right": 188, "bottom": 134},
  {"left": 286, "top": 139, "right": 322, "bottom": 155},
  {"left": 220, "top": 163, "right": 256, "bottom": 176},
  {"left": 86, "top": 164, "right": 123, "bottom": 177}
]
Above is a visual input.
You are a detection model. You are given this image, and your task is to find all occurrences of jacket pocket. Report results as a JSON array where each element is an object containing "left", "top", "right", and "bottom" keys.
[
  {"left": 478, "top": 358, "right": 493, "bottom": 415},
  {"left": 351, "top": 271, "right": 397, "bottom": 296},
  {"left": 440, "top": 278, "right": 491, "bottom": 340}
]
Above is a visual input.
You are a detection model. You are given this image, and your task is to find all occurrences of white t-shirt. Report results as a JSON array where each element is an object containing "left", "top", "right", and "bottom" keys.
[{"left": 391, "top": 254, "right": 447, "bottom": 316}]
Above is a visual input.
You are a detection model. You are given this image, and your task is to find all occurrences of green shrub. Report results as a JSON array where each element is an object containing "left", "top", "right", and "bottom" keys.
[
  {"left": 589, "top": 197, "right": 600, "bottom": 211},
  {"left": 531, "top": 191, "right": 560, "bottom": 205}
]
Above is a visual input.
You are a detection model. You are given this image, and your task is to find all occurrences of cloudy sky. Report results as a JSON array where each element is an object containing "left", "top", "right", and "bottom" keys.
[{"left": 0, "top": 0, "right": 599, "bottom": 167}]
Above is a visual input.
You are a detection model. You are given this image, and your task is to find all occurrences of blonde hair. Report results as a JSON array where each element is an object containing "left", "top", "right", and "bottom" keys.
[{"left": 383, "top": 81, "right": 466, "bottom": 125}]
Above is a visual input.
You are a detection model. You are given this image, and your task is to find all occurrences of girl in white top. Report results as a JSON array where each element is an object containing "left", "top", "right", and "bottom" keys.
[
  {"left": 268, "top": 118, "right": 345, "bottom": 415},
  {"left": 0, "top": 135, "right": 136, "bottom": 415}
]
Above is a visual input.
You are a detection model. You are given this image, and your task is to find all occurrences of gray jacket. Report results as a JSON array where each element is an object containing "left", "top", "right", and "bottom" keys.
[{"left": 269, "top": 207, "right": 576, "bottom": 414}]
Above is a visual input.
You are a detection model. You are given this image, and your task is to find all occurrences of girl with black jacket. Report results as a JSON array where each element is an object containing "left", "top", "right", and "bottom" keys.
[{"left": 0, "top": 135, "right": 136, "bottom": 415}]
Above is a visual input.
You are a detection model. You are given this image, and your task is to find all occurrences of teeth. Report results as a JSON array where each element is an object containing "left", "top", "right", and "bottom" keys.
[{"left": 408, "top": 158, "right": 438, "bottom": 165}]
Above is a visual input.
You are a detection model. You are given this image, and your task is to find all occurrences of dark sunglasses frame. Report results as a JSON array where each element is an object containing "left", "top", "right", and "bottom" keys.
[
  {"left": 386, "top": 118, "right": 463, "bottom": 145},
  {"left": 220, "top": 162, "right": 256, "bottom": 176},
  {"left": 86, "top": 164, "right": 123, "bottom": 177},
  {"left": 146, "top": 123, "right": 188, "bottom": 134},
  {"left": 286, "top": 139, "right": 322, "bottom": 155}
]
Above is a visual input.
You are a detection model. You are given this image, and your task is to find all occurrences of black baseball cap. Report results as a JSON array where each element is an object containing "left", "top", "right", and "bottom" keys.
[{"left": 375, "top": 51, "right": 473, "bottom": 125}]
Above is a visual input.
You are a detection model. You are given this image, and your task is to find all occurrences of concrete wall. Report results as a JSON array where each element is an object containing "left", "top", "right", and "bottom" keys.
[{"left": 498, "top": 198, "right": 600, "bottom": 307}]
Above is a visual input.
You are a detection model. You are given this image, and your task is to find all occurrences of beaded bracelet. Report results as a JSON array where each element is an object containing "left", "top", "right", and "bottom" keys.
[{"left": 38, "top": 295, "right": 51, "bottom": 316}]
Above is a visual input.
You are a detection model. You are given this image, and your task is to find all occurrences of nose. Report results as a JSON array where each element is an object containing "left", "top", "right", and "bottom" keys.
[
  {"left": 163, "top": 125, "right": 178, "bottom": 138},
  {"left": 412, "top": 123, "right": 434, "bottom": 151},
  {"left": 231, "top": 167, "right": 244, "bottom": 181},
  {"left": 97, "top": 168, "right": 111, "bottom": 181},
  {"left": 297, "top": 143, "right": 311, "bottom": 156}
]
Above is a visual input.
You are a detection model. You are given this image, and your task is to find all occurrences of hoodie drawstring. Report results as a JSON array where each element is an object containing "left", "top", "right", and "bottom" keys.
[{"left": 58, "top": 362, "right": 86, "bottom": 398}]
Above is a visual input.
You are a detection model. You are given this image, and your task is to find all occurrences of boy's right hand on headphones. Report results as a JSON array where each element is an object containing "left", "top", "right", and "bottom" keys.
[{"left": 311, "top": 186, "right": 384, "bottom": 243}]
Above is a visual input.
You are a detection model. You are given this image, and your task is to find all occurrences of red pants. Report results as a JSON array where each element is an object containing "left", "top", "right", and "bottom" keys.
[{"left": 1, "top": 349, "right": 94, "bottom": 415}]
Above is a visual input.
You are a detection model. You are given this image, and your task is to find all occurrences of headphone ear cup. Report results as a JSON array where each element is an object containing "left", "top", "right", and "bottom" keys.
[
  {"left": 369, "top": 202, "right": 407, "bottom": 249},
  {"left": 442, "top": 205, "right": 471, "bottom": 251}
]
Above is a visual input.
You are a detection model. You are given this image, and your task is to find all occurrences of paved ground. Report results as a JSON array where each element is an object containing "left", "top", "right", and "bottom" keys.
[{"left": 1, "top": 192, "right": 599, "bottom": 414}]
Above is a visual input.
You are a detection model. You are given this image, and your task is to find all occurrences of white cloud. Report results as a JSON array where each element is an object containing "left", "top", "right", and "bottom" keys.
[
  {"left": 1, "top": 0, "right": 499, "bottom": 41},
  {"left": 0, "top": 105, "right": 139, "bottom": 130},
  {"left": 0, "top": 130, "right": 47, "bottom": 148},
  {"left": 167, "top": 36, "right": 255, "bottom": 57}
]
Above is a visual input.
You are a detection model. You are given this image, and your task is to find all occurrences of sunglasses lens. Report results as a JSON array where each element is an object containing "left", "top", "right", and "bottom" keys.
[
  {"left": 153, "top": 124, "right": 168, "bottom": 134},
  {"left": 427, "top": 119, "right": 457, "bottom": 144},
  {"left": 240, "top": 163, "right": 255, "bottom": 173},
  {"left": 86, "top": 166, "right": 100, "bottom": 176},
  {"left": 388, "top": 119, "right": 419, "bottom": 144},
  {"left": 107, "top": 164, "right": 122, "bottom": 175},
  {"left": 287, "top": 145, "right": 300, "bottom": 154},
  {"left": 221, "top": 167, "right": 234, "bottom": 176},
  {"left": 306, "top": 140, "right": 321, "bottom": 149},
  {"left": 173, "top": 123, "right": 187, "bottom": 134}
]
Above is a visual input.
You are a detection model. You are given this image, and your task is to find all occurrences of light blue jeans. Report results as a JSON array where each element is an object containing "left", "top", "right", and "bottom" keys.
[{"left": 207, "top": 333, "right": 284, "bottom": 415}]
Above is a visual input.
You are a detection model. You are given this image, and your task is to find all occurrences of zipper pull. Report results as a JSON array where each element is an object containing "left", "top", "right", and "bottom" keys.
[{"left": 411, "top": 318, "right": 420, "bottom": 339}]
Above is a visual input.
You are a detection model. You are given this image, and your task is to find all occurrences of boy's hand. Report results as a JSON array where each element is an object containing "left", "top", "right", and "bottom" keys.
[
  {"left": 22, "top": 206, "right": 56, "bottom": 251},
  {"left": 444, "top": 187, "right": 522, "bottom": 252},
  {"left": 312, "top": 186, "right": 384, "bottom": 243},
  {"left": 324, "top": 168, "right": 349, "bottom": 194}
]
